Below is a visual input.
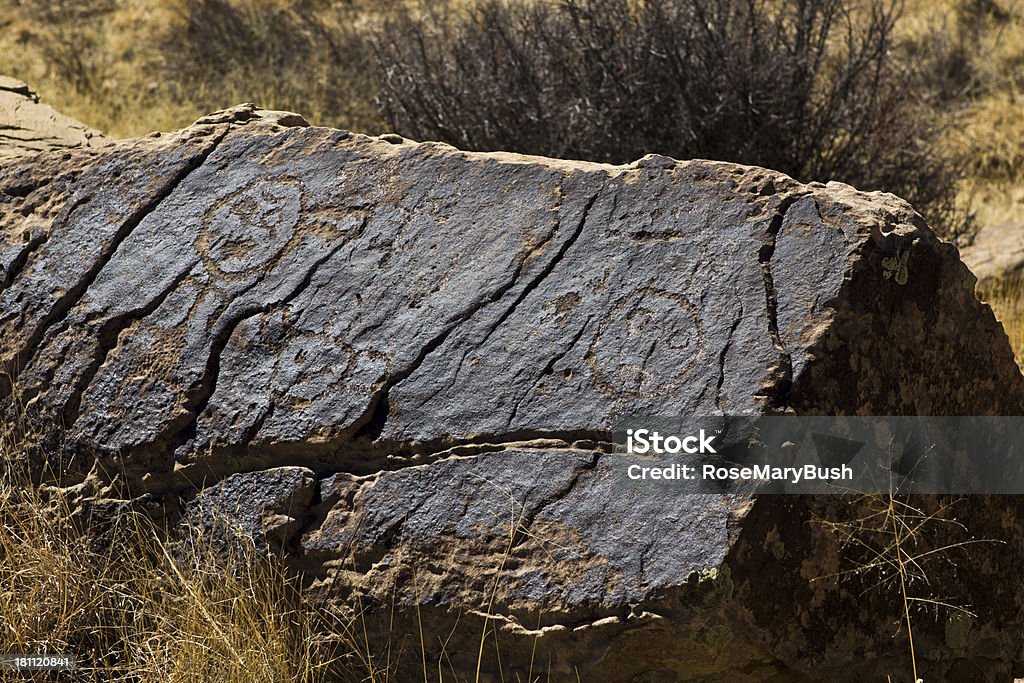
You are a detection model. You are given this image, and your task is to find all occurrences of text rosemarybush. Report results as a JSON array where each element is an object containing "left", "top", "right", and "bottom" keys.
[{"left": 623, "top": 429, "right": 852, "bottom": 484}]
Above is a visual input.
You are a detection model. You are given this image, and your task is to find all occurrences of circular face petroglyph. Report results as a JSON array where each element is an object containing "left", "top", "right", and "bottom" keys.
[
  {"left": 198, "top": 179, "right": 303, "bottom": 279},
  {"left": 587, "top": 287, "right": 703, "bottom": 399}
]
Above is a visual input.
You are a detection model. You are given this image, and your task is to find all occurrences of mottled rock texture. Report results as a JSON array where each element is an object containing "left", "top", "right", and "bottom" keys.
[
  {"left": 0, "top": 77, "right": 108, "bottom": 158},
  {"left": 3, "top": 105, "right": 1024, "bottom": 681}
]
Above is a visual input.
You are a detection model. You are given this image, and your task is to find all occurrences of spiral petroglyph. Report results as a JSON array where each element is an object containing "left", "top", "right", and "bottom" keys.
[
  {"left": 586, "top": 288, "right": 703, "bottom": 400},
  {"left": 198, "top": 179, "right": 303, "bottom": 280}
]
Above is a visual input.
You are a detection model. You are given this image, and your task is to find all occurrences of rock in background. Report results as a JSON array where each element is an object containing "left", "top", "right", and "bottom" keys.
[
  {"left": 0, "top": 76, "right": 108, "bottom": 159},
  {"left": 3, "top": 104, "right": 1024, "bottom": 681},
  {"left": 961, "top": 221, "right": 1024, "bottom": 286}
]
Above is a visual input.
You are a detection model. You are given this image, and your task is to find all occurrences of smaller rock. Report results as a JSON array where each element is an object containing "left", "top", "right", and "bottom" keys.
[
  {"left": 632, "top": 153, "right": 677, "bottom": 169},
  {"left": 0, "top": 76, "right": 36, "bottom": 100},
  {"left": 181, "top": 467, "right": 317, "bottom": 556},
  {"left": 192, "top": 104, "right": 309, "bottom": 129},
  {"left": 0, "top": 76, "right": 109, "bottom": 158},
  {"left": 960, "top": 221, "right": 1024, "bottom": 284}
]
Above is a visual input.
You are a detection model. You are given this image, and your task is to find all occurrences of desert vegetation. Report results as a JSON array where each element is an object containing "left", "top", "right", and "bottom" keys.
[
  {"left": 375, "top": 0, "right": 964, "bottom": 237},
  {"left": 0, "top": 398, "right": 355, "bottom": 682}
]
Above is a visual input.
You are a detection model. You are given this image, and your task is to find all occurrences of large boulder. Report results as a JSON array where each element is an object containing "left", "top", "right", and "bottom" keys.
[{"left": 3, "top": 105, "right": 1024, "bottom": 681}]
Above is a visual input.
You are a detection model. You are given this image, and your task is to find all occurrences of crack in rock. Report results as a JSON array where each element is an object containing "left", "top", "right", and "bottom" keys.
[
  {"left": 351, "top": 192, "right": 601, "bottom": 442},
  {"left": 754, "top": 192, "right": 808, "bottom": 409},
  {"left": 1, "top": 127, "right": 229, "bottom": 390}
]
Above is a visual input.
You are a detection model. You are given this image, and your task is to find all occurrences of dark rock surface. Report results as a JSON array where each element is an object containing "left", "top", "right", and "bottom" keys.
[
  {"left": 184, "top": 465, "right": 316, "bottom": 555},
  {"left": 3, "top": 104, "right": 1024, "bottom": 681}
]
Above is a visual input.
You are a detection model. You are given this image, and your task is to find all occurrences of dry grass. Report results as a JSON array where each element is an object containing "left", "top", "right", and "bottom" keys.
[
  {"left": 0, "top": 0, "right": 389, "bottom": 138},
  {"left": 950, "top": 90, "right": 1024, "bottom": 231},
  {"left": 977, "top": 272, "right": 1024, "bottom": 363},
  {"left": 895, "top": 0, "right": 1024, "bottom": 361},
  {"left": 0, "top": 477, "right": 544, "bottom": 682},
  {"left": 0, "top": 0, "right": 198, "bottom": 137},
  {"left": 0, "top": 488, "right": 342, "bottom": 681},
  {"left": 814, "top": 489, "right": 995, "bottom": 683},
  {"left": 0, "top": 389, "right": 360, "bottom": 682},
  {"left": 0, "top": 492, "right": 339, "bottom": 683},
  {"left": 902, "top": 0, "right": 1024, "bottom": 227}
]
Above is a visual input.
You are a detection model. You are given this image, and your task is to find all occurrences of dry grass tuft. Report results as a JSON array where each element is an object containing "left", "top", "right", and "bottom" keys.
[
  {"left": 977, "top": 272, "right": 1024, "bottom": 365},
  {"left": 0, "top": 392, "right": 356, "bottom": 682},
  {"left": 815, "top": 492, "right": 993, "bottom": 682}
]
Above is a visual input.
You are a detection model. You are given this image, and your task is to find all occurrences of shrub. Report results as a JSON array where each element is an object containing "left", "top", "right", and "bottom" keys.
[{"left": 373, "top": 0, "right": 969, "bottom": 237}]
